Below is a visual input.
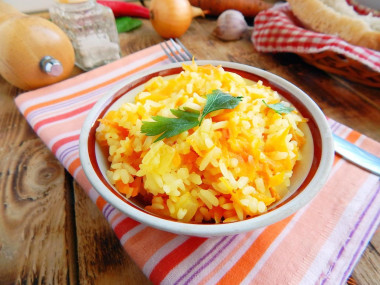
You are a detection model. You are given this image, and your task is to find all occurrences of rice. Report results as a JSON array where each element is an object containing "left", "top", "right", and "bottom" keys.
[{"left": 96, "top": 62, "right": 307, "bottom": 223}]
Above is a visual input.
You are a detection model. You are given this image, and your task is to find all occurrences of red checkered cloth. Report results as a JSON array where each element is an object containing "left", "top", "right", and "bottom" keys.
[
  {"left": 251, "top": 3, "right": 380, "bottom": 73},
  {"left": 346, "top": 0, "right": 380, "bottom": 16}
]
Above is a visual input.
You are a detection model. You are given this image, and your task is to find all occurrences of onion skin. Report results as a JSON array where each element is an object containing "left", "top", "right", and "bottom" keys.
[
  {"left": 150, "top": 0, "right": 193, "bottom": 38},
  {"left": 0, "top": 15, "right": 75, "bottom": 90}
]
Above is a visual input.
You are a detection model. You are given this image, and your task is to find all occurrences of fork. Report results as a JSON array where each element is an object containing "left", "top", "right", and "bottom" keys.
[
  {"left": 160, "top": 38, "right": 380, "bottom": 176},
  {"left": 160, "top": 38, "right": 194, "bottom": 62}
]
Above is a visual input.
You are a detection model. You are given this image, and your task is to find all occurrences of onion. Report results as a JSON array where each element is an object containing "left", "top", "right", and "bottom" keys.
[{"left": 150, "top": 0, "right": 204, "bottom": 38}]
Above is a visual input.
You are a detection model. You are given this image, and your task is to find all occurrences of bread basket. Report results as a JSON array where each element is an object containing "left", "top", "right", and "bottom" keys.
[
  {"left": 252, "top": 3, "right": 380, "bottom": 87},
  {"left": 298, "top": 51, "right": 380, "bottom": 87}
]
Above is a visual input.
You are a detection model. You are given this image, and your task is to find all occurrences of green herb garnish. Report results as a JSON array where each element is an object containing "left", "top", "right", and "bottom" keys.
[
  {"left": 116, "top": 17, "right": 142, "bottom": 33},
  {"left": 200, "top": 90, "right": 243, "bottom": 124},
  {"left": 263, "top": 100, "right": 294, "bottom": 114},
  {"left": 141, "top": 90, "right": 242, "bottom": 142},
  {"left": 141, "top": 108, "right": 200, "bottom": 142}
]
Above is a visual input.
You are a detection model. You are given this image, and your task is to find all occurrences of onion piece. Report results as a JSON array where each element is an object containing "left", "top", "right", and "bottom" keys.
[{"left": 150, "top": 0, "right": 204, "bottom": 38}]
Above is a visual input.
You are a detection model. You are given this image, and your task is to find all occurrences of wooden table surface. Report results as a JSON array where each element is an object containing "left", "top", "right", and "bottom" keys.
[{"left": 0, "top": 11, "right": 379, "bottom": 285}]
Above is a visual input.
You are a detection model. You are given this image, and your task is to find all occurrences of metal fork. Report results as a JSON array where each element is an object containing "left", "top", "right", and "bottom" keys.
[
  {"left": 160, "top": 39, "right": 380, "bottom": 176},
  {"left": 160, "top": 38, "right": 194, "bottom": 62}
]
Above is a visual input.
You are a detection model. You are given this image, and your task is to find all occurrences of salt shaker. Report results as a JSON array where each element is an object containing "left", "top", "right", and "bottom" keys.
[{"left": 49, "top": 0, "right": 121, "bottom": 71}]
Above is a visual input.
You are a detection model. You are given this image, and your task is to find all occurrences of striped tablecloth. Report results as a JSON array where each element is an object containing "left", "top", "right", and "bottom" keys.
[{"left": 15, "top": 42, "right": 380, "bottom": 285}]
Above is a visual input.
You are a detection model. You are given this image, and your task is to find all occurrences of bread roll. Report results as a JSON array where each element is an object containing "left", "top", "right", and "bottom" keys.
[{"left": 287, "top": 0, "right": 380, "bottom": 51}]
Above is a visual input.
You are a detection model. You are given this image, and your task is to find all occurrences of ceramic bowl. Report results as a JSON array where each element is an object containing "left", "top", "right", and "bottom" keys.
[{"left": 79, "top": 60, "right": 334, "bottom": 237}]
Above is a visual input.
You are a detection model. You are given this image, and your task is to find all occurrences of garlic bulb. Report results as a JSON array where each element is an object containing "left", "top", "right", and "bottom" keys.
[{"left": 213, "top": 9, "right": 248, "bottom": 41}]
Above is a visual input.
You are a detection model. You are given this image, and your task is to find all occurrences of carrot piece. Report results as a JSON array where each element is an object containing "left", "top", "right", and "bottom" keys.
[
  {"left": 189, "top": 0, "right": 273, "bottom": 17},
  {"left": 269, "top": 187, "right": 281, "bottom": 201},
  {"left": 130, "top": 177, "right": 142, "bottom": 197},
  {"left": 182, "top": 149, "right": 198, "bottom": 163},
  {"left": 112, "top": 125, "right": 129, "bottom": 139},
  {"left": 115, "top": 180, "right": 131, "bottom": 195},
  {"left": 210, "top": 206, "right": 224, "bottom": 223},
  {"left": 98, "top": 118, "right": 129, "bottom": 139},
  {"left": 115, "top": 178, "right": 142, "bottom": 198},
  {"left": 223, "top": 209, "right": 236, "bottom": 219},
  {"left": 127, "top": 151, "right": 142, "bottom": 169}
]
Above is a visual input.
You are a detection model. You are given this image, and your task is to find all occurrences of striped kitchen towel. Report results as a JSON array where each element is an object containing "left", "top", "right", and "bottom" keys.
[{"left": 15, "top": 41, "right": 380, "bottom": 284}]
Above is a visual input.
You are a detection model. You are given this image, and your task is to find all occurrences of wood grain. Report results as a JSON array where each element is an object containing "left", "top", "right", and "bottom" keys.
[
  {"left": 73, "top": 181, "right": 151, "bottom": 285},
  {"left": 0, "top": 80, "right": 71, "bottom": 283},
  {"left": 0, "top": 12, "right": 378, "bottom": 285}
]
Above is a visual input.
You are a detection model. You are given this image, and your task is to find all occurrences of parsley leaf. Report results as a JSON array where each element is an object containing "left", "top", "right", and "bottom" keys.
[
  {"left": 141, "top": 108, "right": 200, "bottom": 142},
  {"left": 116, "top": 17, "right": 142, "bottom": 33},
  {"left": 141, "top": 90, "right": 242, "bottom": 142},
  {"left": 200, "top": 90, "right": 243, "bottom": 124},
  {"left": 263, "top": 100, "right": 294, "bottom": 114}
]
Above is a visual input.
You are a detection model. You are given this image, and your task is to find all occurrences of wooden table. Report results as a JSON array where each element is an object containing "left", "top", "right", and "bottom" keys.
[{"left": 0, "top": 13, "right": 379, "bottom": 285}]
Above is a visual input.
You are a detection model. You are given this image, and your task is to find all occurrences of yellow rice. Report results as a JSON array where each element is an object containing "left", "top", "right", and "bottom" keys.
[{"left": 96, "top": 62, "right": 307, "bottom": 223}]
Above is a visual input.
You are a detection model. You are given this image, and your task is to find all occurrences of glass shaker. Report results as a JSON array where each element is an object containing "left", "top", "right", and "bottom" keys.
[{"left": 49, "top": 0, "right": 121, "bottom": 71}]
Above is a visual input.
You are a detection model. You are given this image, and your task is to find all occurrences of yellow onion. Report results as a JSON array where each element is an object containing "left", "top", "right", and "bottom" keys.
[{"left": 150, "top": 0, "right": 204, "bottom": 38}]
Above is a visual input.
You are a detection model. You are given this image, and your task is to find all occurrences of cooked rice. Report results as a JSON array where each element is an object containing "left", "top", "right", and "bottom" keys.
[{"left": 96, "top": 62, "right": 307, "bottom": 223}]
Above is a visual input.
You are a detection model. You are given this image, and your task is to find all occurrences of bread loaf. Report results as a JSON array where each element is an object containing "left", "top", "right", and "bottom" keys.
[{"left": 287, "top": 0, "right": 380, "bottom": 51}]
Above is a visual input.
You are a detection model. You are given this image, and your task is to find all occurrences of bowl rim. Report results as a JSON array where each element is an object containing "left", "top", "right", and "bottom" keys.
[{"left": 79, "top": 60, "right": 334, "bottom": 237}]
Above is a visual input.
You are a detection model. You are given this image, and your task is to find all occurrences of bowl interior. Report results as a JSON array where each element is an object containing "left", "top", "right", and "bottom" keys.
[{"left": 80, "top": 61, "right": 333, "bottom": 237}]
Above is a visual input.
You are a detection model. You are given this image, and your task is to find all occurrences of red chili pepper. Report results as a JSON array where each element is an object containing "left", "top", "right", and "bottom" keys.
[{"left": 97, "top": 0, "right": 150, "bottom": 19}]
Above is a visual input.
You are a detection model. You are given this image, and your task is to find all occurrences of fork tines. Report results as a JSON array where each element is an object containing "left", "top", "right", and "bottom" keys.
[{"left": 160, "top": 38, "right": 194, "bottom": 63}]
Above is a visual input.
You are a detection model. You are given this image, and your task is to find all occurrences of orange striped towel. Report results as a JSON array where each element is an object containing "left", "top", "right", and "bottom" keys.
[{"left": 15, "top": 42, "right": 380, "bottom": 284}]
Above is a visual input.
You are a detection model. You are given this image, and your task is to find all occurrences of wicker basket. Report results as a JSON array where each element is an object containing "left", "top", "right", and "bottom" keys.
[{"left": 298, "top": 50, "right": 380, "bottom": 87}]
